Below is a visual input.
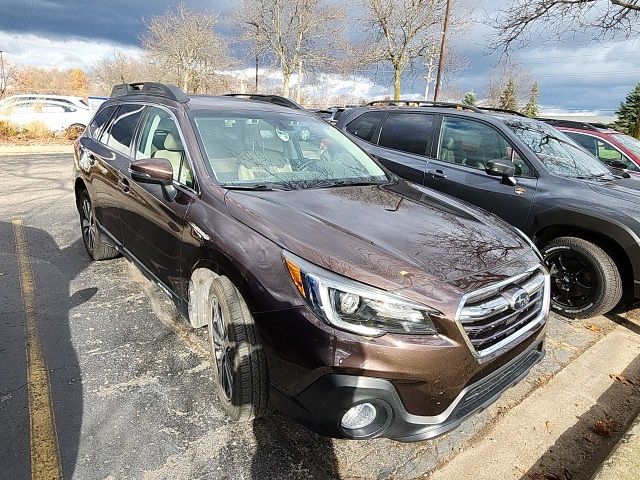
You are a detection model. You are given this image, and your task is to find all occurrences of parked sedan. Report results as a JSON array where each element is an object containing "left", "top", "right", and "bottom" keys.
[
  {"left": 0, "top": 97, "right": 90, "bottom": 133},
  {"left": 73, "top": 82, "right": 549, "bottom": 442}
]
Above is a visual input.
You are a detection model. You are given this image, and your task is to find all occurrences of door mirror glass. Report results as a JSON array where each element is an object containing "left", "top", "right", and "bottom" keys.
[
  {"left": 486, "top": 159, "right": 517, "bottom": 185},
  {"left": 130, "top": 158, "right": 174, "bottom": 186}
]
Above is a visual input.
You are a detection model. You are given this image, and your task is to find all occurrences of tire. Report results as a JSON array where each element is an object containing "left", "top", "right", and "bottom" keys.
[
  {"left": 541, "top": 236, "right": 622, "bottom": 319},
  {"left": 78, "top": 190, "right": 119, "bottom": 261},
  {"left": 206, "top": 276, "right": 269, "bottom": 421}
]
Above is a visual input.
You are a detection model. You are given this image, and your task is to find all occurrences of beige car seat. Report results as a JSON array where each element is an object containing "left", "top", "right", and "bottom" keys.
[{"left": 153, "top": 132, "right": 193, "bottom": 186}]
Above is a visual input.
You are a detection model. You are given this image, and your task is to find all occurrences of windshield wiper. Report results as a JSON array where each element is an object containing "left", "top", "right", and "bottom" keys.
[
  {"left": 576, "top": 173, "right": 610, "bottom": 180},
  {"left": 314, "top": 179, "right": 390, "bottom": 188},
  {"left": 222, "top": 183, "right": 278, "bottom": 191}
]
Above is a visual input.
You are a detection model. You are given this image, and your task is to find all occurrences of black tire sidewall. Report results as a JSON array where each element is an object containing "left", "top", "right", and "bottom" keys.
[
  {"left": 541, "top": 240, "right": 617, "bottom": 318},
  {"left": 206, "top": 276, "right": 268, "bottom": 421}
]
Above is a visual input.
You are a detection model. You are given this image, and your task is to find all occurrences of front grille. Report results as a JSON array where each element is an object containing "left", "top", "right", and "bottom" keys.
[{"left": 457, "top": 268, "right": 548, "bottom": 357}]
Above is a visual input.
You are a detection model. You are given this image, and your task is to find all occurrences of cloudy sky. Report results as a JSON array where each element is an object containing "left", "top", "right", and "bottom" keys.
[{"left": 0, "top": 0, "right": 638, "bottom": 114}]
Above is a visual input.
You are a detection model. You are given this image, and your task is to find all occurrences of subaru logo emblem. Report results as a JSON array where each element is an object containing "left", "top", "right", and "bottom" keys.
[{"left": 501, "top": 287, "right": 530, "bottom": 311}]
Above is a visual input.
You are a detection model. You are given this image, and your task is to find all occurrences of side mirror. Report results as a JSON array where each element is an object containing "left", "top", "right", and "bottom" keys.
[
  {"left": 130, "top": 158, "right": 173, "bottom": 185},
  {"left": 130, "top": 158, "right": 177, "bottom": 201},
  {"left": 606, "top": 160, "right": 628, "bottom": 170},
  {"left": 486, "top": 159, "right": 517, "bottom": 186}
]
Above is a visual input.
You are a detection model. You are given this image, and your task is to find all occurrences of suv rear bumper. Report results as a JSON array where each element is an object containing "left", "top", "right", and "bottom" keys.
[{"left": 270, "top": 340, "right": 545, "bottom": 442}]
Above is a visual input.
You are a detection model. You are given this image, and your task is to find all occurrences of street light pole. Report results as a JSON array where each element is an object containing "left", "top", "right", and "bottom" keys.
[
  {"left": 434, "top": 0, "right": 451, "bottom": 102},
  {"left": 246, "top": 22, "right": 259, "bottom": 93},
  {"left": 0, "top": 50, "right": 5, "bottom": 99}
]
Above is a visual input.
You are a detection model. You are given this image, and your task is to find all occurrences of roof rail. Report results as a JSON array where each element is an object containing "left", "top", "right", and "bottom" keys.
[
  {"left": 477, "top": 106, "right": 526, "bottom": 117},
  {"left": 366, "top": 99, "right": 482, "bottom": 113},
  {"left": 537, "top": 118, "right": 611, "bottom": 131},
  {"left": 223, "top": 93, "right": 303, "bottom": 110},
  {"left": 110, "top": 83, "right": 190, "bottom": 103}
]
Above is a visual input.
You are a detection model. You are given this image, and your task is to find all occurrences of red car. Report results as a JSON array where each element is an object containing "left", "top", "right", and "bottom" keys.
[{"left": 542, "top": 119, "right": 640, "bottom": 175}]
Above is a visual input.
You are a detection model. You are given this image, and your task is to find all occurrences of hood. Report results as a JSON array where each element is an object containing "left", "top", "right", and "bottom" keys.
[
  {"left": 224, "top": 180, "right": 532, "bottom": 296},
  {"left": 587, "top": 177, "right": 640, "bottom": 206}
]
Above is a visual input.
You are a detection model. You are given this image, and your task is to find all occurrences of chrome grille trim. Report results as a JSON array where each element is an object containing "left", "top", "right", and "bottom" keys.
[{"left": 455, "top": 266, "right": 550, "bottom": 358}]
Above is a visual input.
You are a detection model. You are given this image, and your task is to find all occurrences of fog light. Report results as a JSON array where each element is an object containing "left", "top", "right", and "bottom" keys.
[{"left": 341, "top": 403, "right": 377, "bottom": 430}]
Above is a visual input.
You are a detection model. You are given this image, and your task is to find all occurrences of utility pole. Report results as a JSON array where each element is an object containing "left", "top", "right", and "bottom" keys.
[
  {"left": 0, "top": 50, "right": 5, "bottom": 99},
  {"left": 434, "top": 0, "right": 451, "bottom": 102},
  {"left": 424, "top": 48, "right": 437, "bottom": 101},
  {"left": 246, "top": 22, "right": 259, "bottom": 92}
]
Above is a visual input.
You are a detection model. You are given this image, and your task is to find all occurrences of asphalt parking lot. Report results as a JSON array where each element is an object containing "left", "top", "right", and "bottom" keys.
[{"left": 1, "top": 153, "right": 639, "bottom": 479}]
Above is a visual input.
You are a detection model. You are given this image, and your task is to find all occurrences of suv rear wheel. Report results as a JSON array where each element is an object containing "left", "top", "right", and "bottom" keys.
[
  {"left": 541, "top": 237, "right": 622, "bottom": 319},
  {"left": 206, "top": 276, "right": 269, "bottom": 421},
  {"left": 78, "top": 190, "right": 119, "bottom": 261}
]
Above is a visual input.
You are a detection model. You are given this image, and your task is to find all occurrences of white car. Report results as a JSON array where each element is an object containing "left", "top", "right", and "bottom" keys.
[{"left": 0, "top": 95, "right": 90, "bottom": 133}]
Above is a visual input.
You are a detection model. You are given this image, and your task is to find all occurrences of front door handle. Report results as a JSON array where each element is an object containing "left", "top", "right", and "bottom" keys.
[
  {"left": 427, "top": 169, "right": 447, "bottom": 179},
  {"left": 118, "top": 178, "right": 130, "bottom": 194}
]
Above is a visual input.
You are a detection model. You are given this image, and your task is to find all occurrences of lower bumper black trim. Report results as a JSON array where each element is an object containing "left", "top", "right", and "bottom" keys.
[{"left": 270, "top": 341, "right": 545, "bottom": 442}]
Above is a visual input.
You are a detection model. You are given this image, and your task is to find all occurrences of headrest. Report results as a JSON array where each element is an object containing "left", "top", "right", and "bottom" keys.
[
  {"left": 443, "top": 136, "right": 454, "bottom": 149},
  {"left": 164, "top": 133, "right": 182, "bottom": 151}
]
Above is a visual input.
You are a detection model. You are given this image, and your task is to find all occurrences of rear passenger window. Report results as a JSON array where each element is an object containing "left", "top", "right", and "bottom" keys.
[
  {"left": 104, "top": 104, "right": 145, "bottom": 155},
  {"left": 345, "top": 112, "right": 385, "bottom": 143},
  {"left": 89, "top": 105, "right": 116, "bottom": 140},
  {"left": 378, "top": 113, "right": 434, "bottom": 156}
]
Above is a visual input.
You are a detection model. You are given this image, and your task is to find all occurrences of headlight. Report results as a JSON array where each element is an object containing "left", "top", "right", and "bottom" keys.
[{"left": 283, "top": 252, "right": 438, "bottom": 336}]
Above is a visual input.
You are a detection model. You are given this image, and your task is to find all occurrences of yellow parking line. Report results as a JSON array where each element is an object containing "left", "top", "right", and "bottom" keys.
[{"left": 12, "top": 219, "right": 63, "bottom": 480}]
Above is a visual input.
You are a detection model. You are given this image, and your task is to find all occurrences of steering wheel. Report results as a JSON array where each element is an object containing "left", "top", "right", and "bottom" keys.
[{"left": 298, "top": 158, "right": 321, "bottom": 171}]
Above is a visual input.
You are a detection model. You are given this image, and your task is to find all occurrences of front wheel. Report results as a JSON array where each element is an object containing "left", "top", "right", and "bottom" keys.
[
  {"left": 541, "top": 237, "right": 622, "bottom": 319},
  {"left": 206, "top": 276, "right": 269, "bottom": 421}
]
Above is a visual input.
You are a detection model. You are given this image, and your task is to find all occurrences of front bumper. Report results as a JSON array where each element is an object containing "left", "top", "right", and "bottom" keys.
[{"left": 270, "top": 340, "right": 544, "bottom": 442}]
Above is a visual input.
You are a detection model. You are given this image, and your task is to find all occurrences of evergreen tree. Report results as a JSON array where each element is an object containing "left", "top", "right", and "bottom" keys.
[
  {"left": 614, "top": 83, "right": 640, "bottom": 139},
  {"left": 462, "top": 91, "right": 477, "bottom": 106},
  {"left": 498, "top": 78, "right": 518, "bottom": 111},
  {"left": 522, "top": 82, "right": 540, "bottom": 118}
]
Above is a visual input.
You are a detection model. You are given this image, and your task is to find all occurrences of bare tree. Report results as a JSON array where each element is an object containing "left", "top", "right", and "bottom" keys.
[
  {"left": 356, "top": 0, "right": 444, "bottom": 100},
  {"left": 485, "top": 60, "right": 535, "bottom": 108},
  {"left": 90, "top": 52, "right": 159, "bottom": 95},
  {"left": 493, "top": 0, "right": 640, "bottom": 51},
  {"left": 141, "top": 3, "right": 234, "bottom": 93},
  {"left": 237, "top": 0, "right": 344, "bottom": 99}
]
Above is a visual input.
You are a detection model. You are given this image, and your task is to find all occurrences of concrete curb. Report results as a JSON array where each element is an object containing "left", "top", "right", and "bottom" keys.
[
  {"left": 0, "top": 145, "right": 73, "bottom": 155},
  {"left": 592, "top": 414, "right": 640, "bottom": 480},
  {"left": 428, "top": 326, "right": 640, "bottom": 480}
]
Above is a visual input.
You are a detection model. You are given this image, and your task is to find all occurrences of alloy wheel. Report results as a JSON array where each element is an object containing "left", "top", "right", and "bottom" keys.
[
  {"left": 208, "top": 297, "right": 234, "bottom": 402},
  {"left": 81, "top": 197, "right": 95, "bottom": 253},
  {"left": 545, "top": 249, "right": 596, "bottom": 309}
]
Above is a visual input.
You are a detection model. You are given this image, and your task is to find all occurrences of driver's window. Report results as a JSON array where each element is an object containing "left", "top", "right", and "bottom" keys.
[
  {"left": 437, "top": 117, "right": 531, "bottom": 177},
  {"left": 135, "top": 107, "right": 194, "bottom": 188}
]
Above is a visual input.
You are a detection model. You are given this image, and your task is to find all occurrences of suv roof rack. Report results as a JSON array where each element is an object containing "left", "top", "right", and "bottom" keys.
[
  {"left": 110, "top": 82, "right": 190, "bottom": 103},
  {"left": 366, "top": 99, "right": 482, "bottom": 113},
  {"left": 537, "top": 118, "right": 612, "bottom": 131},
  {"left": 476, "top": 107, "right": 526, "bottom": 117},
  {"left": 223, "top": 93, "right": 303, "bottom": 110}
]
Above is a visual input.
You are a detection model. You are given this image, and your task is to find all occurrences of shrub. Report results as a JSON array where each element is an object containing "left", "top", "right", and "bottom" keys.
[
  {"left": 22, "top": 121, "right": 55, "bottom": 140},
  {"left": 0, "top": 120, "right": 19, "bottom": 139}
]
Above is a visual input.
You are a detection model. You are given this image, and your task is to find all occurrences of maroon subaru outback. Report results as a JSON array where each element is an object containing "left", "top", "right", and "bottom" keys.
[{"left": 73, "top": 83, "right": 550, "bottom": 442}]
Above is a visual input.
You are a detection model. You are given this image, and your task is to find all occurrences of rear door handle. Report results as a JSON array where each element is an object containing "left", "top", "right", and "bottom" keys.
[
  {"left": 118, "top": 177, "right": 130, "bottom": 194},
  {"left": 427, "top": 169, "right": 447, "bottom": 179}
]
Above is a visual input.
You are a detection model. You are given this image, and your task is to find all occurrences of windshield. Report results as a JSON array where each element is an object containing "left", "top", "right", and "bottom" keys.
[
  {"left": 504, "top": 118, "right": 611, "bottom": 178},
  {"left": 191, "top": 111, "right": 388, "bottom": 189},
  {"left": 613, "top": 133, "right": 640, "bottom": 157}
]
